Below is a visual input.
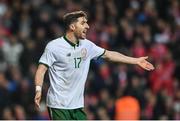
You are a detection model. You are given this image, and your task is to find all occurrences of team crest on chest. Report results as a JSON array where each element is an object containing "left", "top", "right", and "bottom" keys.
[{"left": 81, "top": 48, "right": 87, "bottom": 60}]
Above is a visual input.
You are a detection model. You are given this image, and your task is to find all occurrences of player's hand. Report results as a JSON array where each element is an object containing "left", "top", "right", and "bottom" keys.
[
  {"left": 136, "top": 56, "right": 155, "bottom": 71},
  {"left": 34, "top": 91, "right": 42, "bottom": 109}
]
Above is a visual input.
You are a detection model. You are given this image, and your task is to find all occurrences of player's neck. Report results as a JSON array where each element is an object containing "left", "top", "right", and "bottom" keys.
[{"left": 65, "top": 32, "right": 79, "bottom": 44}]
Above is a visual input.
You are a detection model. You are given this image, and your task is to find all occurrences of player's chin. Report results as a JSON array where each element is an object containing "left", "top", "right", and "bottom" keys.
[{"left": 81, "top": 33, "right": 86, "bottom": 39}]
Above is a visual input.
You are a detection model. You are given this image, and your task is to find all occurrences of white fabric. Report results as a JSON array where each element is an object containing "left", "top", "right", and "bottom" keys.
[{"left": 39, "top": 37, "right": 105, "bottom": 109}]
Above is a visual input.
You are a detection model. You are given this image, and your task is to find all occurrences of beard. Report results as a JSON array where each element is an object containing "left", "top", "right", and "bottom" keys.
[{"left": 75, "top": 31, "right": 86, "bottom": 39}]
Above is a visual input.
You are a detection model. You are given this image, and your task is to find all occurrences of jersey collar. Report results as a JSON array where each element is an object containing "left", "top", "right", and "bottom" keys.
[{"left": 63, "top": 36, "right": 79, "bottom": 47}]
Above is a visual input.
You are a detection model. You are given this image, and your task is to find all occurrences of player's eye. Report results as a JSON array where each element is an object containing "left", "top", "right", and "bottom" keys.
[
  {"left": 81, "top": 21, "right": 87, "bottom": 25},
  {"left": 81, "top": 22, "right": 85, "bottom": 25}
]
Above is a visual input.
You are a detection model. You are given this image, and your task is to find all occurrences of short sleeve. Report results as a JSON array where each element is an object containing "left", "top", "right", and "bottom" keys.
[
  {"left": 39, "top": 48, "right": 56, "bottom": 67},
  {"left": 89, "top": 42, "right": 105, "bottom": 60}
]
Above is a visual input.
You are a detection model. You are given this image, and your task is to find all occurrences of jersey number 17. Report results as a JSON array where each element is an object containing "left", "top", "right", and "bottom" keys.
[{"left": 74, "top": 57, "right": 82, "bottom": 68}]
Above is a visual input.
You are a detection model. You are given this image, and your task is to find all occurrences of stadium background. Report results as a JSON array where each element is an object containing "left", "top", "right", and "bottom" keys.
[{"left": 0, "top": 0, "right": 179, "bottom": 120}]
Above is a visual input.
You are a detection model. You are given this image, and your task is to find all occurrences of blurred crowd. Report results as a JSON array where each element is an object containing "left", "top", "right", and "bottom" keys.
[{"left": 0, "top": 0, "right": 180, "bottom": 120}]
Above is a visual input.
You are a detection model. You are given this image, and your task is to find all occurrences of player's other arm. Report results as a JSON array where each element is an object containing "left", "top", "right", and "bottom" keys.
[
  {"left": 34, "top": 64, "right": 48, "bottom": 109},
  {"left": 103, "top": 50, "right": 154, "bottom": 71}
]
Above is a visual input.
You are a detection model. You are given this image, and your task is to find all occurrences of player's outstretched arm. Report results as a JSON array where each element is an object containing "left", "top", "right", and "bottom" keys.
[
  {"left": 103, "top": 50, "right": 154, "bottom": 71},
  {"left": 34, "top": 64, "right": 48, "bottom": 109}
]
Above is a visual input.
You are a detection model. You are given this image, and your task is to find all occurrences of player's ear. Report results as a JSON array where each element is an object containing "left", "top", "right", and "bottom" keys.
[{"left": 70, "top": 24, "right": 75, "bottom": 31}]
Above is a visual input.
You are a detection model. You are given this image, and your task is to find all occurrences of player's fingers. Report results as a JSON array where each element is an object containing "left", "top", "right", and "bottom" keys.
[
  {"left": 35, "top": 98, "right": 40, "bottom": 109},
  {"left": 34, "top": 94, "right": 41, "bottom": 109},
  {"left": 140, "top": 62, "right": 153, "bottom": 71},
  {"left": 146, "top": 62, "right": 155, "bottom": 70},
  {"left": 144, "top": 66, "right": 151, "bottom": 71},
  {"left": 142, "top": 56, "right": 148, "bottom": 60}
]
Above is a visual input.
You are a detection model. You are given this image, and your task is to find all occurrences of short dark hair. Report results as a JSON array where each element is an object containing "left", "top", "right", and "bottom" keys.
[{"left": 63, "top": 11, "right": 88, "bottom": 31}]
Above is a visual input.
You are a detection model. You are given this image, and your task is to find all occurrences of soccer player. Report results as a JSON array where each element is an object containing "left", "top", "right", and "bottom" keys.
[{"left": 34, "top": 11, "right": 154, "bottom": 120}]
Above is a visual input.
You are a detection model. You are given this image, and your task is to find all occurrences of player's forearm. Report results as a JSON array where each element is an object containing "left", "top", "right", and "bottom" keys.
[
  {"left": 104, "top": 50, "right": 138, "bottom": 64},
  {"left": 34, "top": 64, "right": 48, "bottom": 90},
  {"left": 35, "top": 70, "right": 44, "bottom": 87}
]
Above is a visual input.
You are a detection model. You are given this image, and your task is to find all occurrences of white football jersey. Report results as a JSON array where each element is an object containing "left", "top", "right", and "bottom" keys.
[{"left": 39, "top": 36, "right": 105, "bottom": 109}]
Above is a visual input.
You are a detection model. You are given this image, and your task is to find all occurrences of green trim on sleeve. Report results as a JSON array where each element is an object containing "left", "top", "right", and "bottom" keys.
[
  {"left": 97, "top": 49, "right": 106, "bottom": 60},
  {"left": 38, "top": 62, "right": 49, "bottom": 68}
]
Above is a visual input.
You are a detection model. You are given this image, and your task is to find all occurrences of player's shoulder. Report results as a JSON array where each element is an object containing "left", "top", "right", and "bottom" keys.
[
  {"left": 46, "top": 37, "right": 64, "bottom": 49},
  {"left": 80, "top": 38, "right": 94, "bottom": 45}
]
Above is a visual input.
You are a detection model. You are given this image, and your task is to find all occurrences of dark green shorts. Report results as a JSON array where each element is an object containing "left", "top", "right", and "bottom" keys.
[{"left": 47, "top": 107, "right": 87, "bottom": 120}]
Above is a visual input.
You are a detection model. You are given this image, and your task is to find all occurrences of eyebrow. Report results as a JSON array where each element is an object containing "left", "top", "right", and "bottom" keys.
[
  {"left": 82, "top": 20, "right": 87, "bottom": 23},
  {"left": 82, "top": 17, "right": 87, "bottom": 22}
]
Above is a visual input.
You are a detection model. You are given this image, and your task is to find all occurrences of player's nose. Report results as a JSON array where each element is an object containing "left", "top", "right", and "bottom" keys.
[{"left": 86, "top": 23, "right": 89, "bottom": 29}]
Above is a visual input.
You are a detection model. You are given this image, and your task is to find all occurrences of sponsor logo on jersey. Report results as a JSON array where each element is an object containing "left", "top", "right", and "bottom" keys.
[{"left": 67, "top": 53, "right": 71, "bottom": 57}]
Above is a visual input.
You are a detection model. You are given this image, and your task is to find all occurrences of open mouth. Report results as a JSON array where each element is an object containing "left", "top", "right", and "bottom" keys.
[{"left": 83, "top": 30, "right": 87, "bottom": 34}]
